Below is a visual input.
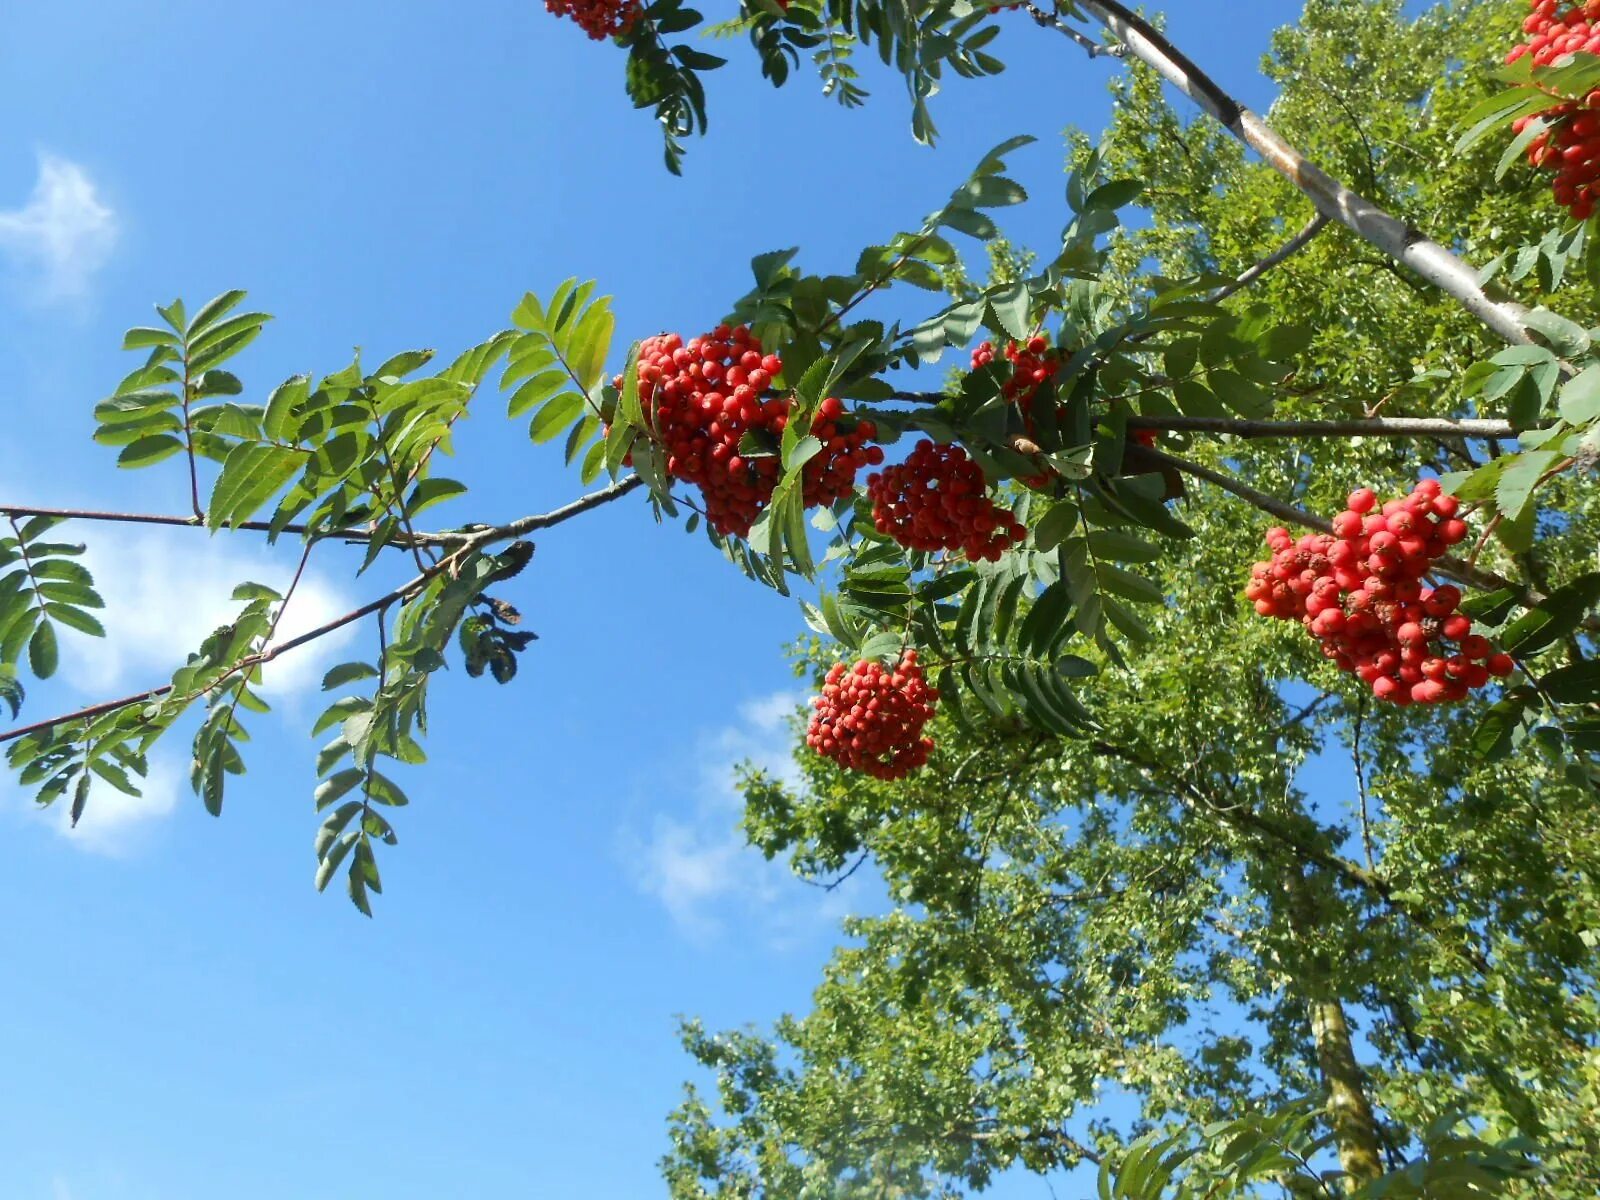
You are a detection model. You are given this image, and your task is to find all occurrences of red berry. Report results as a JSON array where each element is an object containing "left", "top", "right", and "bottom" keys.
[
  {"left": 1331, "top": 511, "right": 1363, "bottom": 538},
  {"left": 1423, "top": 585, "right": 1462, "bottom": 616}
]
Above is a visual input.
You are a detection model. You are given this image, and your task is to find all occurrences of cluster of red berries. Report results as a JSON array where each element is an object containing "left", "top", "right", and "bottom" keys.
[
  {"left": 621, "top": 326, "right": 884, "bottom": 537},
  {"left": 1509, "top": 2, "right": 1600, "bottom": 219},
  {"left": 972, "top": 337, "right": 1060, "bottom": 407},
  {"left": 807, "top": 651, "right": 938, "bottom": 779},
  {"left": 1247, "top": 480, "right": 1515, "bottom": 705},
  {"left": 972, "top": 337, "right": 1155, "bottom": 485},
  {"left": 1508, "top": 1, "right": 1600, "bottom": 66},
  {"left": 545, "top": 0, "right": 639, "bottom": 39},
  {"left": 867, "top": 439, "right": 1029, "bottom": 561}
]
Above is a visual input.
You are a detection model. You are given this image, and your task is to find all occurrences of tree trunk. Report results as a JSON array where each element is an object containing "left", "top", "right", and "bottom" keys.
[
  {"left": 1282, "top": 869, "right": 1385, "bottom": 1185},
  {"left": 1307, "top": 992, "right": 1385, "bottom": 1185}
]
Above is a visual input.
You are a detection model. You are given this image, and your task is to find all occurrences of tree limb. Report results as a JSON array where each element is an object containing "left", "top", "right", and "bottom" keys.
[
  {"left": 1209, "top": 212, "right": 1331, "bottom": 304},
  {"left": 871, "top": 403, "right": 1520, "bottom": 442},
  {"left": 0, "top": 473, "right": 645, "bottom": 550},
  {"left": 0, "top": 476, "right": 644, "bottom": 745},
  {"left": 1128, "top": 415, "right": 1515, "bottom": 439},
  {"left": 1022, "top": 1, "right": 1122, "bottom": 59},
  {"left": 1071, "top": 0, "right": 1537, "bottom": 348},
  {"left": 1139, "top": 446, "right": 1541, "bottom": 602}
]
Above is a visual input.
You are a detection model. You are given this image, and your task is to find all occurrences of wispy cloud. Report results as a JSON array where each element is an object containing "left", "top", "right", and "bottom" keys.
[
  {"left": 63, "top": 528, "right": 357, "bottom": 700},
  {"left": 0, "top": 153, "right": 118, "bottom": 302},
  {"left": 1, "top": 526, "right": 357, "bottom": 856},
  {"left": 3, "top": 751, "right": 184, "bottom": 858},
  {"left": 623, "top": 690, "right": 872, "bottom": 943}
]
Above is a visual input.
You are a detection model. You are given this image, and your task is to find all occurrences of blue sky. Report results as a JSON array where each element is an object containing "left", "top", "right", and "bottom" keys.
[{"left": 0, "top": 3, "right": 1292, "bottom": 1196}]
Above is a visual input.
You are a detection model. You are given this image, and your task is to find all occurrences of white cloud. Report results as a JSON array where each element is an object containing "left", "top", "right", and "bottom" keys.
[
  {"left": 1, "top": 528, "right": 356, "bottom": 856},
  {"left": 0, "top": 153, "right": 118, "bottom": 302},
  {"left": 64, "top": 528, "right": 356, "bottom": 700},
  {"left": 14, "top": 752, "right": 182, "bottom": 858},
  {"left": 624, "top": 690, "right": 871, "bottom": 943}
]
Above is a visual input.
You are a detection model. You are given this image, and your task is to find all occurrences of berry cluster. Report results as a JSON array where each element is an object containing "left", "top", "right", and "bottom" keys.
[
  {"left": 1508, "top": 2, "right": 1600, "bottom": 219},
  {"left": 972, "top": 337, "right": 1060, "bottom": 408},
  {"left": 971, "top": 337, "right": 1155, "bottom": 480},
  {"left": 867, "top": 439, "right": 1029, "bottom": 561},
  {"left": 807, "top": 651, "right": 938, "bottom": 779},
  {"left": 622, "top": 326, "right": 884, "bottom": 537},
  {"left": 545, "top": 0, "right": 639, "bottom": 40},
  {"left": 1246, "top": 480, "right": 1515, "bottom": 705},
  {"left": 1508, "top": 1, "right": 1600, "bottom": 67}
]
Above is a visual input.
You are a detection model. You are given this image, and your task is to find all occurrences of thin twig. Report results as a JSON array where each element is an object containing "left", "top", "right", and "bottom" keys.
[
  {"left": 0, "top": 477, "right": 644, "bottom": 745},
  {"left": 1209, "top": 213, "right": 1331, "bottom": 304},
  {"left": 181, "top": 353, "right": 203, "bottom": 519},
  {"left": 822, "top": 233, "right": 935, "bottom": 335},
  {"left": 1139, "top": 446, "right": 1545, "bottom": 604},
  {"left": 799, "top": 850, "right": 870, "bottom": 892},
  {"left": 0, "top": 474, "right": 646, "bottom": 551},
  {"left": 1352, "top": 696, "right": 1375, "bottom": 872},
  {"left": 1275, "top": 691, "right": 1334, "bottom": 736},
  {"left": 1127, "top": 415, "right": 1516, "bottom": 440},
  {"left": 861, "top": 402, "right": 1520, "bottom": 442},
  {"left": 216, "top": 540, "right": 316, "bottom": 742},
  {"left": 0, "top": 575, "right": 421, "bottom": 747},
  {"left": 1021, "top": 1, "right": 1121, "bottom": 58}
]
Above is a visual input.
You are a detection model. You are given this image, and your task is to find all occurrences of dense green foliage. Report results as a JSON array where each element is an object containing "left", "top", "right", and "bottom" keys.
[{"left": 661, "top": 2, "right": 1600, "bottom": 1196}]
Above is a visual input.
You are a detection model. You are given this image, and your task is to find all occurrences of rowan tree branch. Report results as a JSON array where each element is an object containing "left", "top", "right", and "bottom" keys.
[
  {"left": 1022, "top": 1, "right": 1121, "bottom": 58},
  {"left": 1089, "top": 737, "right": 1389, "bottom": 901},
  {"left": 0, "top": 473, "right": 645, "bottom": 550},
  {"left": 0, "top": 569, "right": 430, "bottom": 747},
  {"left": 0, "top": 476, "right": 645, "bottom": 745},
  {"left": 1070, "top": 0, "right": 1538, "bottom": 348},
  {"left": 1127, "top": 415, "right": 1516, "bottom": 439},
  {"left": 1088, "top": 734, "right": 1493, "bottom": 976},
  {"left": 870, "top": 401, "right": 1520, "bottom": 441}
]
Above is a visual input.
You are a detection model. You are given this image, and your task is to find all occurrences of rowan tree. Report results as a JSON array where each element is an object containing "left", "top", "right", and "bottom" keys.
[{"left": 3, "top": 0, "right": 1599, "bottom": 1195}]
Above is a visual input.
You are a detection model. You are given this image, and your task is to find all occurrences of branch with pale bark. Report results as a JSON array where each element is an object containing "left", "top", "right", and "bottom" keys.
[{"left": 1067, "top": 0, "right": 1538, "bottom": 348}]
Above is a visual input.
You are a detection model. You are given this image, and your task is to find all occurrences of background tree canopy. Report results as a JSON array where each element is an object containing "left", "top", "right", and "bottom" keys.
[{"left": 663, "top": 2, "right": 1600, "bottom": 1196}]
